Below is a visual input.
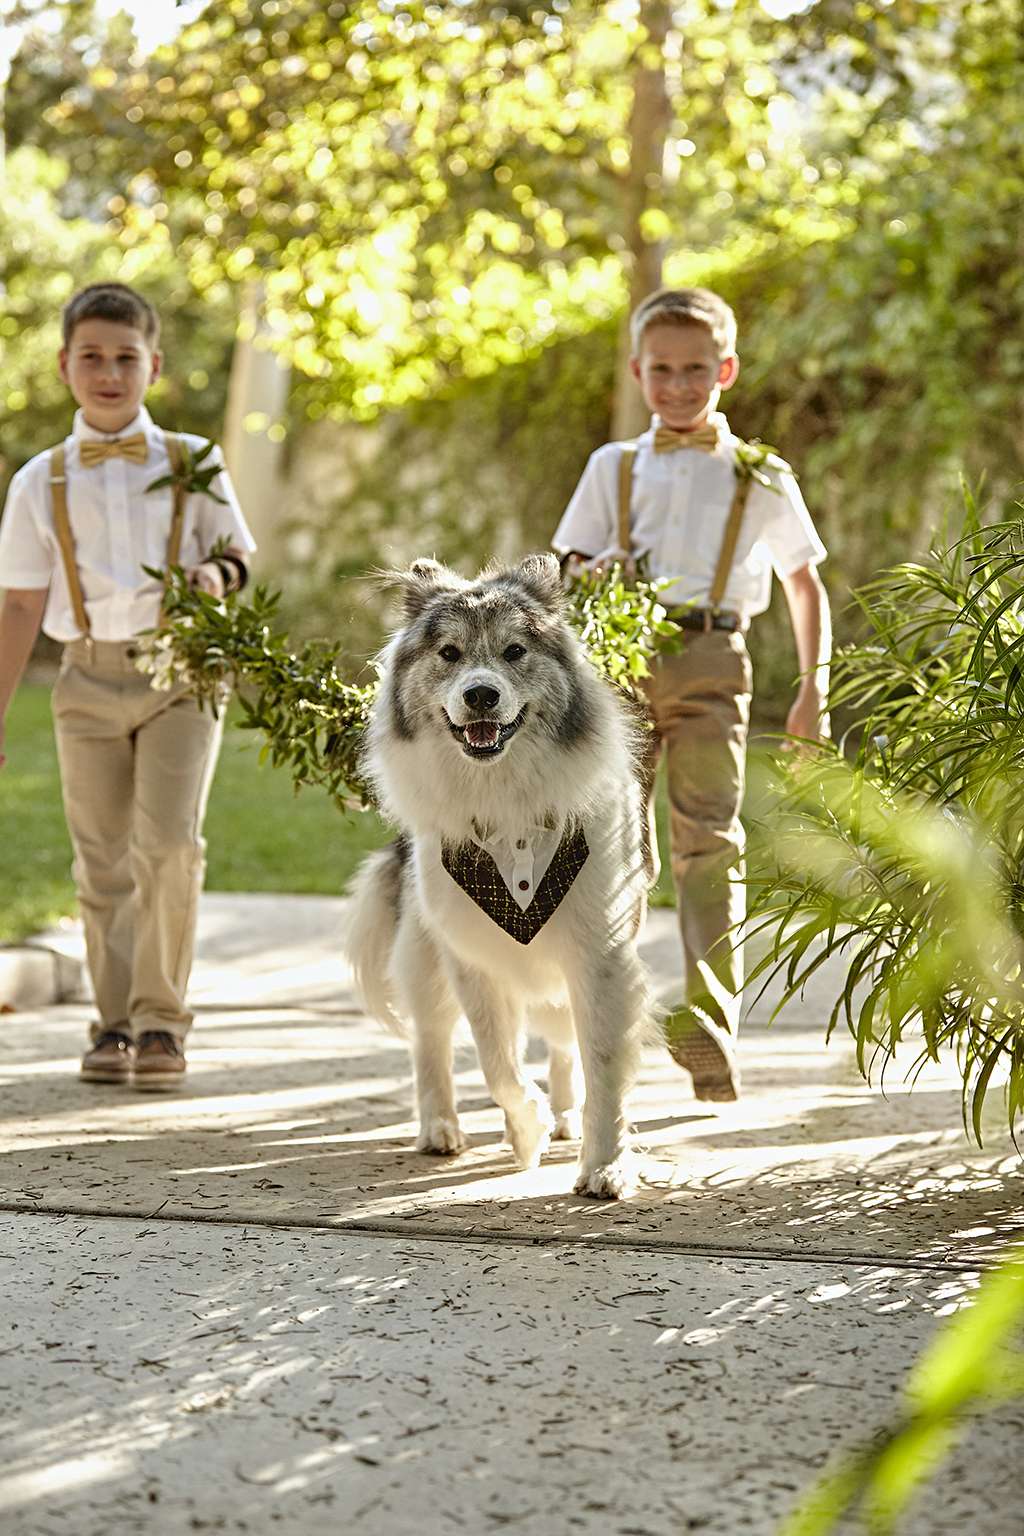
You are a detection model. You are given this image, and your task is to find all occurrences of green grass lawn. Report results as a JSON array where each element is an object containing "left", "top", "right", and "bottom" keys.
[
  {"left": 2, "top": 682, "right": 78, "bottom": 942},
  {"left": 1, "top": 681, "right": 392, "bottom": 942}
]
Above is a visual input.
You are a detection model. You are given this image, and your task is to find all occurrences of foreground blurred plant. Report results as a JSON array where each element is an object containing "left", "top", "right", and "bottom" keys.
[
  {"left": 781, "top": 1256, "right": 1024, "bottom": 1535},
  {"left": 138, "top": 562, "right": 678, "bottom": 811},
  {"left": 749, "top": 496, "right": 1024, "bottom": 1139},
  {"left": 764, "top": 494, "right": 1024, "bottom": 1532}
]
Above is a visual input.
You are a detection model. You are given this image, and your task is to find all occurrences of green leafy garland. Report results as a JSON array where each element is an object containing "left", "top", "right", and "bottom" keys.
[
  {"left": 138, "top": 561, "right": 680, "bottom": 811},
  {"left": 563, "top": 560, "right": 681, "bottom": 688},
  {"left": 140, "top": 574, "right": 377, "bottom": 808}
]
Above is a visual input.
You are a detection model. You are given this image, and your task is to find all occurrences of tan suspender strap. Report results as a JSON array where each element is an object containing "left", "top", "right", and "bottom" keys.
[
  {"left": 708, "top": 472, "right": 753, "bottom": 613},
  {"left": 49, "top": 444, "right": 92, "bottom": 640},
  {"left": 163, "top": 431, "right": 187, "bottom": 568},
  {"left": 617, "top": 442, "right": 638, "bottom": 554}
]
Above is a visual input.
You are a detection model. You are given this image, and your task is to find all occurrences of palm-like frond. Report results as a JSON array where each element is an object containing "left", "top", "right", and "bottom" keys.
[{"left": 750, "top": 499, "right": 1024, "bottom": 1138}]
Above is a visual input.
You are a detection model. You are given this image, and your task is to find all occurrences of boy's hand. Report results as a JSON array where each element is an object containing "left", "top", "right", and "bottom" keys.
[
  {"left": 784, "top": 685, "right": 830, "bottom": 748},
  {"left": 185, "top": 561, "right": 226, "bottom": 599},
  {"left": 583, "top": 547, "right": 637, "bottom": 583}
]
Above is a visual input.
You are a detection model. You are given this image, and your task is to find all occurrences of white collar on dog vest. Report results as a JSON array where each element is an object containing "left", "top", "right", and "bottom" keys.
[{"left": 469, "top": 821, "right": 562, "bottom": 911}]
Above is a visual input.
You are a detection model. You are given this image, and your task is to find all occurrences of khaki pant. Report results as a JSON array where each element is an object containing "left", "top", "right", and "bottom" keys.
[
  {"left": 641, "top": 629, "right": 752, "bottom": 1037},
  {"left": 52, "top": 640, "right": 223, "bottom": 1044}
]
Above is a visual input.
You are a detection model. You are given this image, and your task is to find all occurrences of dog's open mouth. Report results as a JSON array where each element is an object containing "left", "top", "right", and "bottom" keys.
[{"left": 446, "top": 708, "right": 527, "bottom": 758}]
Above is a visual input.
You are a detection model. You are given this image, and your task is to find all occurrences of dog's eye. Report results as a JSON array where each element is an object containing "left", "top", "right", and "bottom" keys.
[
  {"left": 439, "top": 644, "right": 461, "bottom": 663},
  {"left": 503, "top": 643, "right": 526, "bottom": 663}
]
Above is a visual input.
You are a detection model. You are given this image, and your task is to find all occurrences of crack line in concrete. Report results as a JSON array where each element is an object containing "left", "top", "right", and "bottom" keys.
[{"left": 0, "top": 1200, "right": 990, "bottom": 1275}]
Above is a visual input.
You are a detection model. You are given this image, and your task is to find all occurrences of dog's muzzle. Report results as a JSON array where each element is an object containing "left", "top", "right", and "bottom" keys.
[{"left": 445, "top": 706, "right": 527, "bottom": 759}]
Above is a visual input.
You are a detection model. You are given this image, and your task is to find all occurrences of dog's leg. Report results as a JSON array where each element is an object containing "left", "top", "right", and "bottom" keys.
[
  {"left": 548, "top": 1047, "right": 584, "bottom": 1141},
  {"left": 567, "top": 942, "right": 646, "bottom": 1199},
  {"left": 530, "top": 1004, "right": 584, "bottom": 1141},
  {"left": 450, "top": 965, "right": 554, "bottom": 1168},
  {"left": 394, "top": 917, "right": 466, "bottom": 1156}
]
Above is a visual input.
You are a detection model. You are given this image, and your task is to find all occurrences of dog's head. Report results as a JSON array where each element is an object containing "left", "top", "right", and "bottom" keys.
[{"left": 379, "top": 554, "right": 591, "bottom": 762}]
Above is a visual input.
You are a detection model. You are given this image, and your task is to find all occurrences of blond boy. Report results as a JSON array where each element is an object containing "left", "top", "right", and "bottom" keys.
[
  {"left": 0, "top": 282, "right": 255, "bottom": 1088},
  {"left": 553, "top": 287, "right": 830, "bottom": 1101}
]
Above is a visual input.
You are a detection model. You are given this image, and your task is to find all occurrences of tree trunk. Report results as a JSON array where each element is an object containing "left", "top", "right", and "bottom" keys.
[
  {"left": 222, "top": 282, "right": 290, "bottom": 571},
  {"left": 610, "top": 0, "right": 671, "bottom": 442}
]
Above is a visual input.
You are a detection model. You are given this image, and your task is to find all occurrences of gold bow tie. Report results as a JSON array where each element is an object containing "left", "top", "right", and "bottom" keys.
[
  {"left": 653, "top": 423, "right": 720, "bottom": 455},
  {"left": 80, "top": 432, "right": 149, "bottom": 467}
]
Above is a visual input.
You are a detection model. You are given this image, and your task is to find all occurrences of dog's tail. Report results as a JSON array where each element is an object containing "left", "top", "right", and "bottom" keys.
[{"left": 342, "top": 840, "right": 410, "bottom": 1037}]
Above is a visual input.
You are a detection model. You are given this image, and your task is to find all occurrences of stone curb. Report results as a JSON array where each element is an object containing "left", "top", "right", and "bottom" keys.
[{"left": 0, "top": 943, "right": 84, "bottom": 1011}]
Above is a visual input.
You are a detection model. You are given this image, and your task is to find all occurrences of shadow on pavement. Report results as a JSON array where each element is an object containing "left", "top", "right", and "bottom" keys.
[{"left": 1, "top": 1003, "right": 1022, "bottom": 1269}]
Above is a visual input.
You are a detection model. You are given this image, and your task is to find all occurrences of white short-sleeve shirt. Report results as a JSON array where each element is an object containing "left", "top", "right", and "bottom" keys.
[
  {"left": 0, "top": 405, "right": 257, "bottom": 642},
  {"left": 552, "top": 412, "right": 826, "bottom": 620}
]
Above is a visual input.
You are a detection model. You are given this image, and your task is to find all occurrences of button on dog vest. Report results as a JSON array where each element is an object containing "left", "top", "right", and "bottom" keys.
[{"left": 511, "top": 846, "right": 534, "bottom": 902}]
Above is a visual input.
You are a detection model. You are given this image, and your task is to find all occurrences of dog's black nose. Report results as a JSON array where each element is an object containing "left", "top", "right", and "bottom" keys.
[{"left": 463, "top": 683, "right": 501, "bottom": 711}]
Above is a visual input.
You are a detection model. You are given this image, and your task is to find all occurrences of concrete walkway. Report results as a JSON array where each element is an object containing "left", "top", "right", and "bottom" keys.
[{"left": 2, "top": 894, "right": 1022, "bottom": 1535}]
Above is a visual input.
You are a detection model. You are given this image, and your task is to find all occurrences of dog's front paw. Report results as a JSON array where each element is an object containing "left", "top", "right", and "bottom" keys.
[
  {"left": 504, "top": 1094, "right": 554, "bottom": 1169},
  {"left": 551, "top": 1108, "right": 582, "bottom": 1142},
  {"left": 416, "top": 1117, "right": 468, "bottom": 1156},
  {"left": 573, "top": 1156, "right": 635, "bottom": 1200}
]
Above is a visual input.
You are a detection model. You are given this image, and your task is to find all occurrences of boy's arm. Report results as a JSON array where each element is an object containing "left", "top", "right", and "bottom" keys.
[
  {"left": 780, "top": 563, "right": 831, "bottom": 743},
  {"left": 183, "top": 445, "right": 256, "bottom": 597},
  {"left": 552, "top": 448, "right": 616, "bottom": 575},
  {"left": 0, "top": 587, "right": 49, "bottom": 769}
]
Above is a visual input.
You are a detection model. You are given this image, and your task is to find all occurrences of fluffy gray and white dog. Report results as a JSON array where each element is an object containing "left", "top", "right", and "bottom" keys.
[{"left": 344, "top": 553, "right": 653, "bottom": 1198}]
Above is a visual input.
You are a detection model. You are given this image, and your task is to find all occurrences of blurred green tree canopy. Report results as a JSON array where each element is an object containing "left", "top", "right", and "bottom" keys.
[
  {"left": 0, "top": 139, "right": 238, "bottom": 482},
  {"left": 8, "top": 0, "right": 987, "bottom": 419}
]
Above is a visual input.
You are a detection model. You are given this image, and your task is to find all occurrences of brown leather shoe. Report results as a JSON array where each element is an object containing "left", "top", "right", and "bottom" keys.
[
  {"left": 665, "top": 1011, "right": 740, "bottom": 1102},
  {"left": 80, "top": 1030, "right": 135, "bottom": 1084},
  {"left": 134, "top": 1030, "right": 187, "bottom": 1091}
]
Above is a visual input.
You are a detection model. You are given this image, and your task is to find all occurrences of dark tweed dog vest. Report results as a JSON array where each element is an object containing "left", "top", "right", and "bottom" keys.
[{"left": 441, "top": 825, "right": 590, "bottom": 945}]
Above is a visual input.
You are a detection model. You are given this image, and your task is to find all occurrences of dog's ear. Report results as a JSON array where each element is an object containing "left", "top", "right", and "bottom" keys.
[
  {"left": 384, "top": 558, "right": 463, "bottom": 622},
  {"left": 515, "top": 552, "right": 563, "bottom": 611}
]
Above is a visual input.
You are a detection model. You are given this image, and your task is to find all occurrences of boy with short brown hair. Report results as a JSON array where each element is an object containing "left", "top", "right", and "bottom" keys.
[
  {"left": 554, "top": 285, "right": 830, "bottom": 1102},
  {"left": 0, "top": 281, "right": 256, "bottom": 1088}
]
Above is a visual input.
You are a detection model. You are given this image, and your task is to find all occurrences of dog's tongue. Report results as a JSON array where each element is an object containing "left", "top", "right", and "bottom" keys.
[{"left": 465, "top": 720, "right": 500, "bottom": 749}]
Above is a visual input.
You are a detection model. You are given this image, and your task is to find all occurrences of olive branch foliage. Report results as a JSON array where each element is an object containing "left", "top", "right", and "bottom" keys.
[
  {"left": 140, "top": 572, "right": 378, "bottom": 808},
  {"left": 140, "top": 559, "right": 677, "bottom": 812}
]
